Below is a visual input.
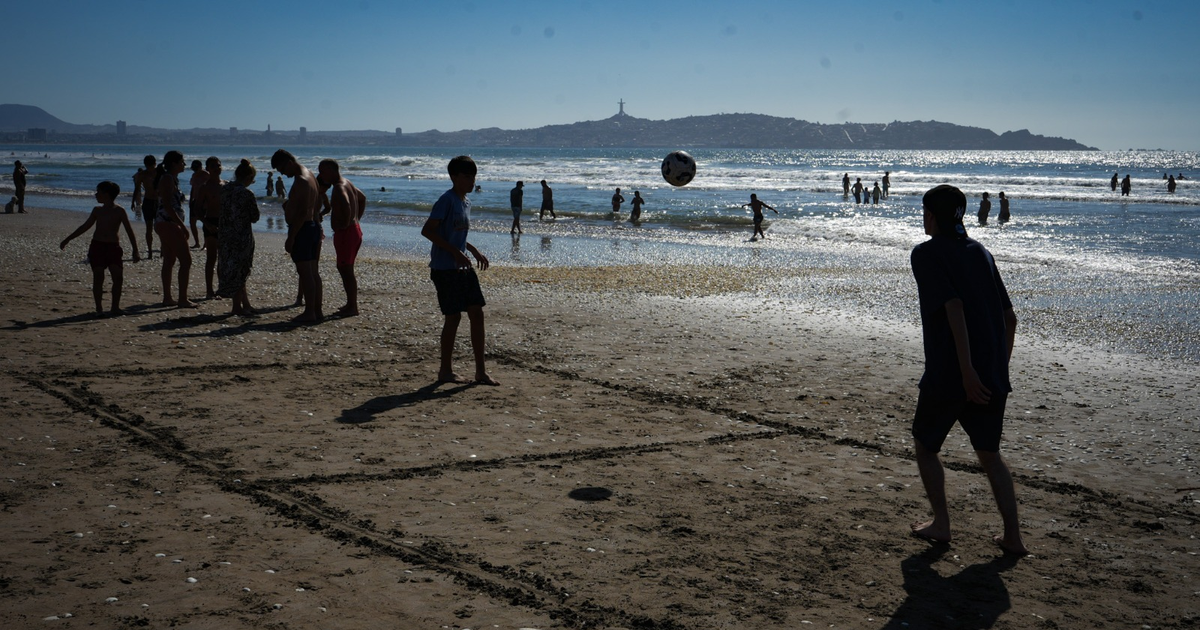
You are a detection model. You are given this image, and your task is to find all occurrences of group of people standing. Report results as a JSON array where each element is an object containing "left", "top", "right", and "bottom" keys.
[
  {"left": 843, "top": 171, "right": 890, "bottom": 204},
  {"left": 976, "top": 191, "right": 1011, "bottom": 226},
  {"left": 60, "top": 149, "right": 365, "bottom": 321},
  {"left": 507, "top": 179, "right": 582, "bottom": 234}
]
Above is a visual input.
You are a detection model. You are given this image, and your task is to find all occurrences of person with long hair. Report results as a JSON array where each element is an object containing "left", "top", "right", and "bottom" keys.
[
  {"left": 217, "top": 159, "right": 261, "bottom": 316},
  {"left": 153, "top": 150, "right": 197, "bottom": 307}
]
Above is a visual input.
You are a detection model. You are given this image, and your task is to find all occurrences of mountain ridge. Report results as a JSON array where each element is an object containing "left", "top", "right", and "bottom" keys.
[{"left": 0, "top": 104, "right": 1097, "bottom": 150}]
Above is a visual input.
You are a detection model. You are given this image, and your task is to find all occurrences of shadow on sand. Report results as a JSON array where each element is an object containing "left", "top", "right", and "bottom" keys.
[
  {"left": 878, "top": 546, "right": 1019, "bottom": 629},
  {"left": 335, "top": 381, "right": 475, "bottom": 424}
]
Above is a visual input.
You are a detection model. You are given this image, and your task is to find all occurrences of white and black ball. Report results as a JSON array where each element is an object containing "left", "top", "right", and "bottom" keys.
[{"left": 661, "top": 150, "right": 697, "bottom": 187}]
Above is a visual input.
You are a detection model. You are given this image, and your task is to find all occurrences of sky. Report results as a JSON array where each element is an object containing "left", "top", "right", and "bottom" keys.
[{"left": 6, "top": 0, "right": 1198, "bottom": 151}]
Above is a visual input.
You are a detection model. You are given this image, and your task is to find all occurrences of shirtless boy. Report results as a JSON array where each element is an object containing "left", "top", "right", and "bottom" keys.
[
  {"left": 192, "top": 157, "right": 225, "bottom": 298},
  {"left": 317, "top": 159, "right": 366, "bottom": 317},
  {"left": 60, "top": 181, "right": 140, "bottom": 315},
  {"left": 539, "top": 180, "right": 555, "bottom": 220},
  {"left": 611, "top": 187, "right": 625, "bottom": 216},
  {"left": 742, "top": 193, "right": 777, "bottom": 240},
  {"left": 133, "top": 155, "right": 158, "bottom": 259},
  {"left": 13, "top": 160, "right": 27, "bottom": 213},
  {"left": 188, "top": 160, "right": 208, "bottom": 248},
  {"left": 273, "top": 149, "right": 323, "bottom": 322}
]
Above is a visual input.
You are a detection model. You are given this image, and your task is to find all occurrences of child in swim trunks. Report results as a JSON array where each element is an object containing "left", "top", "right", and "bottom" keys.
[{"left": 60, "top": 181, "right": 141, "bottom": 315}]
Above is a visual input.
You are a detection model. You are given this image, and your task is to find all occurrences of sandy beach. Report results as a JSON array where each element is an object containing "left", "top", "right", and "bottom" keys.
[{"left": 2, "top": 207, "right": 1198, "bottom": 629}]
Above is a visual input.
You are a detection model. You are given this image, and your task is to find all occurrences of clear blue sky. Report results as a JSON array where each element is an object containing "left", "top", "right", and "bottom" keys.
[{"left": 7, "top": 0, "right": 1198, "bottom": 150}]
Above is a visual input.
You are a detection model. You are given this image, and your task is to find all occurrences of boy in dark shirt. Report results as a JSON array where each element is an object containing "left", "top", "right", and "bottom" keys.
[
  {"left": 421, "top": 156, "right": 499, "bottom": 386},
  {"left": 909, "top": 184, "right": 1028, "bottom": 556}
]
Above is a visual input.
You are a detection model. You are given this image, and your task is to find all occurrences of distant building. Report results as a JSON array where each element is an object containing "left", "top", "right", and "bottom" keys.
[
  {"left": 396, "top": 127, "right": 402, "bottom": 136},
  {"left": 299, "top": 126, "right": 307, "bottom": 142},
  {"left": 230, "top": 127, "right": 237, "bottom": 137},
  {"left": 27, "top": 128, "right": 47, "bottom": 141},
  {"left": 617, "top": 99, "right": 627, "bottom": 117},
  {"left": 116, "top": 120, "right": 126, "bottom": 136}
]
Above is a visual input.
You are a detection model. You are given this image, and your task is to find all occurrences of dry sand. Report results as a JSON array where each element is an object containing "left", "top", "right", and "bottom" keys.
[{"left": 1, "top": 207, "right": 1198, "bottom": 629}]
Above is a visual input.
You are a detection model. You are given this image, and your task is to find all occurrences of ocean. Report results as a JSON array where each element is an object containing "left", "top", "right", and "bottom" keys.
[{"left": 4, "top": 144, "right": 1199, "bottom": 362}]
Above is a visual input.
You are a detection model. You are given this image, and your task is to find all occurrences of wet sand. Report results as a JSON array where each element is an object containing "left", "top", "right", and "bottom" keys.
[{"left": 1, "top": 207, "right": 1198, "bottom": 628}]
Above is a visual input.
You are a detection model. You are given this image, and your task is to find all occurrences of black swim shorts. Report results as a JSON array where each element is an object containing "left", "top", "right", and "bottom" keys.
[
  {"left": 911, "top": 390, "right": 1007, "bottom": 453},
  {"left": 202, "top": 216, "right": 220, "bottom": 239},
  {"left": 141, "top": 198, "right": 158, "bottom": 224},
  {"left": 290, "top": 221, "right": 323, "bottom": 263},
  {"left": 430, "top": 268, "right": 486, "bottom": 315}
]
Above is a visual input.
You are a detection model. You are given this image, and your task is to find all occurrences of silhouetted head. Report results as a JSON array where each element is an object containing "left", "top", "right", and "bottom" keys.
[{"left": 922, "top": 184, "right": 968, "bottom": 239}]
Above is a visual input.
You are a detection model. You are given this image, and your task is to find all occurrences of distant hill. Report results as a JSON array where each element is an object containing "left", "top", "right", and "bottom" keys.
[
  {"left": 400, "top": 113, "right": 1098, "bottom": 151},
  {"left": 0, "top": 104, "right": 1097, "bottom": 150},
  {"left": 0, "top": 104, "right": 97, "bottom": 133}
]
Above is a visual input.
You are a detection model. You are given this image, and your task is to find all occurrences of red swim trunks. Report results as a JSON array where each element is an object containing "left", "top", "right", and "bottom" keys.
[
  {"left": 333, "top": 223, "right": 363, "bottom": 266},
  {"left": 88, "top": 240, "right": 123, "bottom": 269}
]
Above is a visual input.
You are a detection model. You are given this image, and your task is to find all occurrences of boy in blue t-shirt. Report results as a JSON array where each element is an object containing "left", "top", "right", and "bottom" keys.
[
  {"left": 909, "top": 184, "right": 1027, "bottom": 556},
  {"left": 421, "top": 156, "right": 499, "bottom": 386}
]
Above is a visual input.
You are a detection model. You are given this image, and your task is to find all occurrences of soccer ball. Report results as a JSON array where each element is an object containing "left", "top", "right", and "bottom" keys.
[{"left": 661, "top": 150, "right": 696, "bottom": 187}]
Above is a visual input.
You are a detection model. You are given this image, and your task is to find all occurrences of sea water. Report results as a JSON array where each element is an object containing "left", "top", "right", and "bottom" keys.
[{"left": 3, "top": 145, "right": 1199, "bottom": 360}]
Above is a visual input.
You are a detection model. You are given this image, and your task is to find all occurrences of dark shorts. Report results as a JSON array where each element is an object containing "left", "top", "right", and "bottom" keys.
[
  {"left": 202, "top": 216, "right": 220, "bottom": 239},
  {"left": 88, "top": 240, "right": 123, "bottom": 269},
  {"left": 290, "top": 221, "right": 323, "bottom": 263},
  {"left": 430, "top": 268, "right": 486, "bottom": 315},
  {"left": 141, "top": 198, "right": 158, "bottom": 224},
  {"left": 511, "top": 206, "right": 522, "bottom": 219},
  {"left": 912, "top": 390, "right": 1007, "bottom": 453}
]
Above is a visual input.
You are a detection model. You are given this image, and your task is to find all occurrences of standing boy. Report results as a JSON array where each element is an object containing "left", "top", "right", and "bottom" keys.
[
  {"left": 510, "top": 180, "right": 524, "bottom": 234},
  {"left": 60, "top": 181, "right": 140, "bottom": 315},
  {"left": 539, "top": 179, "right": 555, "bottom": 220},
  {"left": 13, "top": 160, "right": 27, "bottom": 213},
  {"left": 908, "top": 184, "right": 1027, "bottom": 556},
  {"left": 421, "top": 156, "right": 498, "bottom": 386},
  {"left": 611, "top": 187, "right": 625, "bottom": 216},
  {"left": 273, "top": 149, "right": 323, "bottom": 323},
  {"left": 629, "top": 191, "right": 645, "bottom": 222},
  {"left": 134, "top": 155, "right": 158, "bottom": 259}
]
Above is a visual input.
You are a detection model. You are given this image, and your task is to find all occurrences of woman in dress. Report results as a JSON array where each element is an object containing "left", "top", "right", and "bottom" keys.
[
  {"left": 153, "top": 150, "right": 196, "bottom": 307},
  {"left": 217, "top": 159, "right": 261, "bottom": 316}
]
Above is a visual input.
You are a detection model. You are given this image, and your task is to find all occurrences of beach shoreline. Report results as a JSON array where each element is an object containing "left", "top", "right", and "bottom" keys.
[{"left": 1, "top": 207, "right": 1198, "bottom": 628}]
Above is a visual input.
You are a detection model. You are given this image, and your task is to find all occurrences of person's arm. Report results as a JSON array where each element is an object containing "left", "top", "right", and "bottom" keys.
[
  {"left": 356, "top": 187, "right": 367, "bottom": 220},
  {"left": 421, "top": 218, "right": 473, "bottom": 269},
  {"left": 944, "top": 298, "right": 991, "bottom": 404},
  {"left": 464, "top": 242, "right": 489, "bottom": 271},
  {"left": 121, "top": 209, "right": 140, "bottom": 262},
  {"left": 60, "top": 211, "right": 98, "bottom": 249},
  {"left": 1003, "top": 307, "right": 1017, "bottom": 362}
]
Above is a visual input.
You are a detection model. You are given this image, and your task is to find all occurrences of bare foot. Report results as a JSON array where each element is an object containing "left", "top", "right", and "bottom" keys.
[
  {"left": 994, "top": 535, "right": 1030, "bottom": 557},
  {"left": 292, "top": 299, "right": 305, "bottom": 308},
  {"left": 335, "top": 305, "right": 359, "bottom": 317},
  {"left": 437, "top": 372, "right": 471, "bottom": 384},
  {"left": 177, "top": 299, "right": 199, "bottom": 309},
  {"left": 162, "top": 298, "right": 177, "bottom": 306},
  {"left": 474, "top": 372, "right": 500, "bottom": 386},
  {"left": 910, "top": 520, "right": 951, "bottom": 544},
  {"left": 292, "top": 313, "right": 320, "bottom": 323},
  {"left": 109, "top": 308, "right": 124, "bottom": 317}
]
